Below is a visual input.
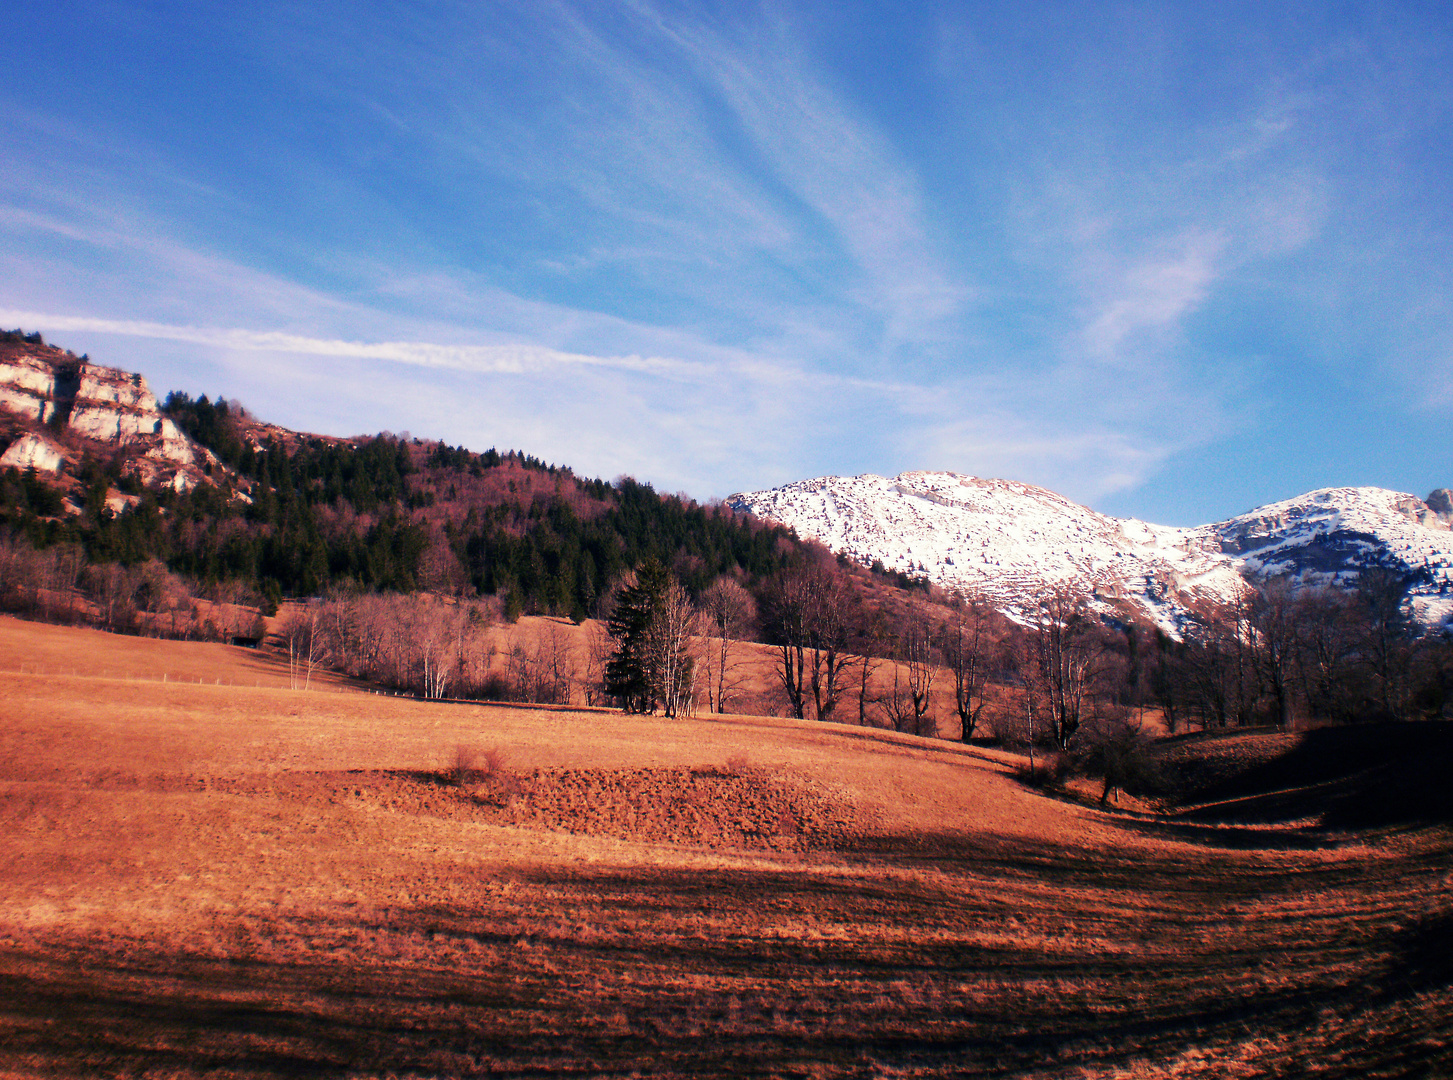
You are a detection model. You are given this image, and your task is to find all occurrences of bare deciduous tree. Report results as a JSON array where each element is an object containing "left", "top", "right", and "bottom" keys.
[
  {"left": 853, "top": 608, "right": 889, "bottom": 726},
  {"left": 534, "top": 621, "right": 576, "bottom": 705},
  {"left": 1354, "top": 566, "right": 1416, "bottom": 720},
  {"left": 651, "top": 579, "right": 700, "bottom": 718},
  {"left": 280, "top": 603, "right": 323, "bottom": 690},
  {"left": 1249, "top": 580, "right": 1298, "bottom": 729},
  {"left": 765, "top": 568, "right": 811, "bottom": 719},
  {"left": 419, "top": 526, "right": 471, "bottom": 598},
  {"left": 882, "top": 612, "right": 937, "bottom": 736},
  {"left": 582, "top": 620, "right": 615, "bottom": 706},
  {"left": 42, "top": 544, "right": 84, "bottom": 622},
  {"left": 808, "top": 575, "right": 854, "bottom": 723},
  {"left": 1293, "top": 587, "right": 1358, "bottom": 722},
  {"left": 506, "top": 643, "right": 533, "bottom": 701},
  {"left": 1025, "top": 587, "right": 1104, "bottom": 750},
  {"left": 83, "top": 562, "right": 137, "bottom": 632},
  {"left": 413, "top": 599, "right": 470, "bottom": 700},
  {"left": 700, "top": 576, "right": 756, "bottom": 714},
  {"left": 764, "top": 562, "right": 855, "bottom": 722},
  {"left": 943, "top": 590, "right": 991, "bottom": 742}
]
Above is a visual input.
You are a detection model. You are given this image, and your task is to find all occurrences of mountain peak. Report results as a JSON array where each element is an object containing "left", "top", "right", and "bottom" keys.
[{"left": 730, "top": 471, "right": 1453, "bottom": 633}]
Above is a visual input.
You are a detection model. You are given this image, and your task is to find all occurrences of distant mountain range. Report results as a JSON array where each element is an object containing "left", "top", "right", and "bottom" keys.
[
  {"left": 729, "top": 471, "right": 1453, "bottom": 632},
  {"left": 6, "top": 332, "right": 1451, "bottom": 635}
]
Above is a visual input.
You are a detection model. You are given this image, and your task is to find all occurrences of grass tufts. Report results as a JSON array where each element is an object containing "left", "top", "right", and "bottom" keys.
[{"left": 445, "top": 743, "right": 507, "bottom": 786}]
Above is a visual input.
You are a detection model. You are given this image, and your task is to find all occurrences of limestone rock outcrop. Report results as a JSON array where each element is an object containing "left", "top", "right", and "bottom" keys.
[
  {"left": 0, "top": 342, "right": 216, "bottom": 492},
  {"left": 0, "top": 432, "right": 65, "bottom": 474}
]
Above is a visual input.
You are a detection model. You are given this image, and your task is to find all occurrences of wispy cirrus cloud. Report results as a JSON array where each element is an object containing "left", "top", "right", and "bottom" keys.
[
  {"left": 649, "top": 6, "right": 969, "bottom": 355},
  {"left": 1002, "top": 88, "right": 1330, "bottom": 435},
  {"left": 5, "top": 2, "right": 1448, "bottom": 523},
  {"left": 0, "top": 62, "right": 1189, "bottom": 508},
  {"left": 909, "top": 415, "right": 1183, "bottom": 504},
  {"left": 365, "top": 2, "right": 969, "bottom": 370},
  {"left": 1080, "top": 230, "right": 1226, "bottom": 360},
  {"left": 0, "top": 311, "right": 708, "bottom": 380}
]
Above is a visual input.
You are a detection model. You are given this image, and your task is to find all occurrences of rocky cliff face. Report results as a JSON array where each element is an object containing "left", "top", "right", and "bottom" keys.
[
  {"left": 0, "top": 341, "right": 215, "bottom": 494},
  {"left": 0, "top": 432, "right": 66, "bottom": 474}
]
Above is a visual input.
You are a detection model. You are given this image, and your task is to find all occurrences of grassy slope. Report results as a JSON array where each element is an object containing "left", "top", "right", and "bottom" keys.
[{"left": 1, "top": 616, "right": 1450, "bottom": 1078}]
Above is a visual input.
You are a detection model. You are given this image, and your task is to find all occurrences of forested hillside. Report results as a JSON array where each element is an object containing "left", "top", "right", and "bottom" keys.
[
  {"left": 2, "top": 388, "right": 811, "bottom": 620},
  {"left": 2, "top": 345, "right": 1448, "bottom": 737}
]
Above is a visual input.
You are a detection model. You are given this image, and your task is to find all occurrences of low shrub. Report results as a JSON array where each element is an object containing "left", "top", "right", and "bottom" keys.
[
  {"left": 443, "top": 744, "right": 509, "bottom": 787},
  {"left": 1070, "top": 716, "right": 1165, "bottom": 805},
  {"left": 446, "top": 744, "right": 479, "bottom": 786}
]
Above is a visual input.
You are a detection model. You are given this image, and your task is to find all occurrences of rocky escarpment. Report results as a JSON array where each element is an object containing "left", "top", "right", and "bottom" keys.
[
  {"left": 0, "top": 337, "right": 218, "bottom": 496},
  {"left": 728, "top": 471, "right": 1250, "bottom": 632},
  {"left": 1188, "top": 486, "right": 1453, "bottom": 627}
]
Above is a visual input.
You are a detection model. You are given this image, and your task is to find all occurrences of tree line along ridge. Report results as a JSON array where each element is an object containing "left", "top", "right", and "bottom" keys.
[{"left": 0, "top": 348, "right": 1449, "bottom": 749}]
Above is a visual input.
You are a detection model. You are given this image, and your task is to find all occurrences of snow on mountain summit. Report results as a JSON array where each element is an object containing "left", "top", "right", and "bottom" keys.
[
  {"left": 1195, "top": 485, "right": 1453, "bottom": 628},
  {"left": 727, "top": 472, "right": 1453, "bottom": 632}
]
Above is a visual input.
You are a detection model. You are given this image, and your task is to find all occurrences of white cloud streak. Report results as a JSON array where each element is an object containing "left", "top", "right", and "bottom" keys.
[
  {"left": 17, "top": 3, "right": 1424, "bottom": 513},
  {"left": 1081, "top": 230, "right": 1225, "bottom": 359},
  {"left": 0, "top": 310, "right": 707, "bottom": 379}
]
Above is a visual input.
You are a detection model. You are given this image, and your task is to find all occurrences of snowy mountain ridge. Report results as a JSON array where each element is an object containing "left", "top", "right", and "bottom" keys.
[{"left": 727, "top": 472, "right": 1453, "bottom": 633}]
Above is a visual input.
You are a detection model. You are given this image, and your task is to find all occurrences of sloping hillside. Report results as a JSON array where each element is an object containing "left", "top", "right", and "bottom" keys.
[
  {"left": 0, "top": 335, "right": 816, "bottom": 620},
  {"left": 1159, "top": 722, "right": 1453, "bottom": 828},
  {"left": 2, "top": 618, "right": 1450, "bottom": 1077}
]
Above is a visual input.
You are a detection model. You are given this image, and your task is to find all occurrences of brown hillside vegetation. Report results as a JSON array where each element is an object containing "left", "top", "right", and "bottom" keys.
[{"left": 1, "top": 616, "right": 1451, "bottom": 1077}]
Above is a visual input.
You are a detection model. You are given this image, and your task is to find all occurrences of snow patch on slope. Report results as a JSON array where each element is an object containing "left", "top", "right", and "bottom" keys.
[{"left": 729, "top": 472, "right": 1453, "bottom": 633}]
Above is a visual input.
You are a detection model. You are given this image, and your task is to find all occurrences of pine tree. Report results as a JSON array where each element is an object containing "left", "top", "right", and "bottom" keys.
[{"left": 605, "top": 558, "right": 670, "bottom": 712}]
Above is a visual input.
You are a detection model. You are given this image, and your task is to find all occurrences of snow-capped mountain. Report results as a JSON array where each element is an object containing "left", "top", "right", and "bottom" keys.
[{"left": 727, "top": 472, "right": 1453, "bottom": 632}]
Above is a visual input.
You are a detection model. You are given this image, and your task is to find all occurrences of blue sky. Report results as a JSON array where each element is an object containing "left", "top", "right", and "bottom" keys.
[{"left": 1, "top": 1, "right": 1450, "bottom": 524}]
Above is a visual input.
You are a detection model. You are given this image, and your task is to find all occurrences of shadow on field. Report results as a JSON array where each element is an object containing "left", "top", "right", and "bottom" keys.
[
  {"left": 1382, "top": 910, "right": 1453, "bottom": 1001},
  {"left": 1108, "top": 816, "right": 1346, "bottom": 852},
  {"left": 7, "top": 801, "right": 1452, "bottom": 1078},
  {"left": 1170, "top": 722, "right": 1453, "bottom": 829},
  {"left": 2, "top": 861, "right": 1435, "bottom": 1080}
]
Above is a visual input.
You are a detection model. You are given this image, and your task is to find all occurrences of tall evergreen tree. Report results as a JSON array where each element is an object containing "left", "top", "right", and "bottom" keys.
[{"left": 605, "top": 557, "right": 673, "bottom": 713}]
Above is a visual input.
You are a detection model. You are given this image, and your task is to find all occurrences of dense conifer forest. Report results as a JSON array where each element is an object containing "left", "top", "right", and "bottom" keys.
[{"left": 1, "top": 390, "right": 805, "bottom": 619}]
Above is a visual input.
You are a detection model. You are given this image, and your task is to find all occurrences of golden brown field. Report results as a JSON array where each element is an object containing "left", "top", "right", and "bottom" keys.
[{"left": 2, "top": 615, "right": 1450, "bottom": 1078}]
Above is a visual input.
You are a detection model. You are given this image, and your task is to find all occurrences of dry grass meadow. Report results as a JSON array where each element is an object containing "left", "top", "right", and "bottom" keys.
[{"left": 2, "top": 614, "right": 1451, "bottom": 1078}]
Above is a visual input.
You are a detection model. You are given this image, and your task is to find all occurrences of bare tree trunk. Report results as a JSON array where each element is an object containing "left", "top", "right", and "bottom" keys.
[
  {"left": 584, "top": 621, "right": 614, "bottom": 706},
  {"left": 651, "top": 580, "right": 699, "bottom": 718},
  {"left": 945, "top": 591, "right": 990, "bottom": 742},
  {"left": 777, "top": 641, "right": 807, "bottom": 719},
  {"left": 809, "top": 645, "right": 851, "bottom": 722},
  {"left": 1029, "top": 588, "right": 1101, "bottom": 750},
  {"left": 701, "top": 577, "right": 755, "bottom": 715},
  {"left": 856, "top": 652, "right": 880, "bottom": 726}
]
